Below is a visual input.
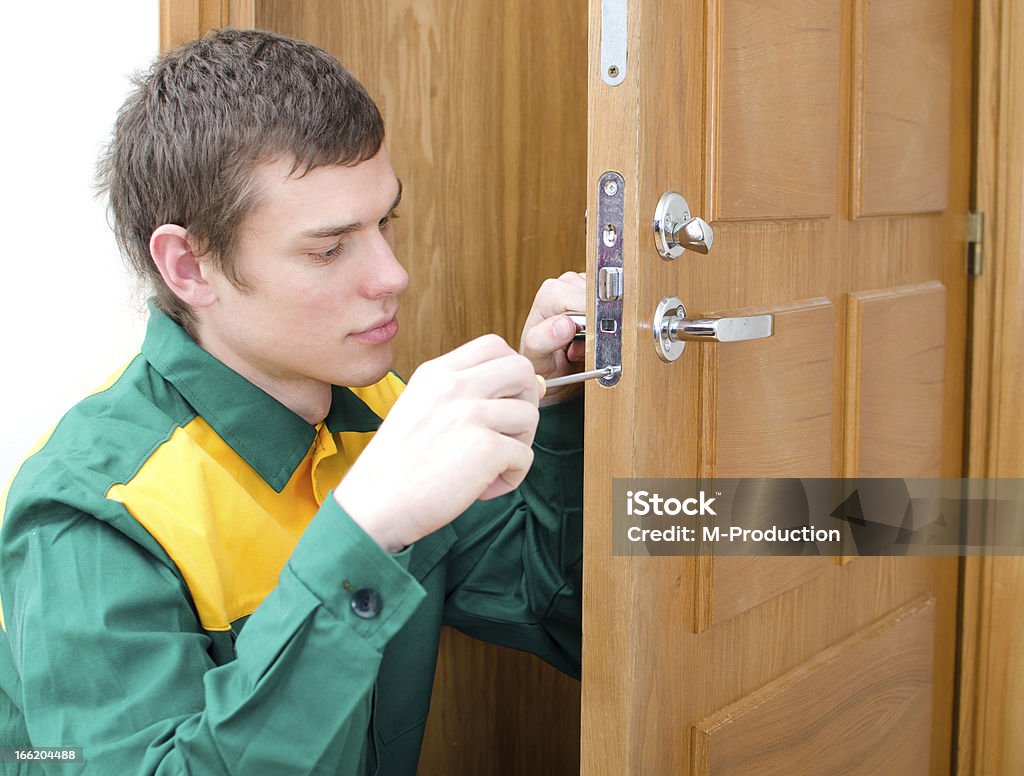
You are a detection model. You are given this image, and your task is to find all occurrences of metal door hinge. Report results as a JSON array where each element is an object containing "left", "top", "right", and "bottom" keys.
[{"left": 967, "top": 210, "right": 985, "bottom": 277}]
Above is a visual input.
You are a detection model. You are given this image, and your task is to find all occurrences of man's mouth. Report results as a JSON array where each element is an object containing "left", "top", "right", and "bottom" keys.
[{"left": 350, "top": 315, "right": 399, "bottom": 343}]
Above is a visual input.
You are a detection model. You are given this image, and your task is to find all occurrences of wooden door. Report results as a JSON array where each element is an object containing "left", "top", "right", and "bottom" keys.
[{"left": 582, "top": 0, "right": 972, "bottom": 774}]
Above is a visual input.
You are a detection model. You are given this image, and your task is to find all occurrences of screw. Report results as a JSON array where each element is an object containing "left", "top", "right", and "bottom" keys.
[
  {"left": 608, "top": 65, "right": 619, "bottom": 79},
  {"left": 604, "top": 179, "right": 618, "bottom": 197}
]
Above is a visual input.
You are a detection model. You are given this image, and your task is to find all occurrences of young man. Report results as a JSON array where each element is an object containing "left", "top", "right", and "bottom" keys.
[{"left": 0, "top": 29, "right": 585, "bottom": 774}]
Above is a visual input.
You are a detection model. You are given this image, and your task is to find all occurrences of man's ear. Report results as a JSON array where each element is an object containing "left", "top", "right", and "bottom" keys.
[{"left": 149, "top": 225, "right": 217, "bottom": 308}]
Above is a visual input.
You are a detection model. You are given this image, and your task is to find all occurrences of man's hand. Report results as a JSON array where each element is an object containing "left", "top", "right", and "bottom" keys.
[
  {"left": 334, "top": 334, "right": 542, "bottom": 552},
  {"left": 519, "top": 271, "right": 587, "bottom": 405}
]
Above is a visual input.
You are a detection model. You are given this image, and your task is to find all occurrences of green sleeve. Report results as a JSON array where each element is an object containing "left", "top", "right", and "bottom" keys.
[
  {"left": 442, "top": 397, "right": 584, "bottom": 679},
  {"left": 0, "top": 497, "right": 422, "bottom": 774}
]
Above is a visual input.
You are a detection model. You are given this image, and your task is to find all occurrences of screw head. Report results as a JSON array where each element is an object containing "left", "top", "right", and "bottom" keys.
[
  {"left": 607, "top": 65, "right": 619, "bottom": 79},
  {"left": 604, "top": 179, "right": 619, "bottom": 197}
]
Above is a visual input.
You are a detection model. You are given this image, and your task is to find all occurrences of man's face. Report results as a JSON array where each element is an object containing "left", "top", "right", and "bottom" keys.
[{"left": 197, "top": 148, "right": 408, "bottom": 394}]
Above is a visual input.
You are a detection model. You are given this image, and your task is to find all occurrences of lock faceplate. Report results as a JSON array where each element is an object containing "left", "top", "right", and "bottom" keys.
[{"left": 595, "top": 172, "right": 624, "bottom": 386}]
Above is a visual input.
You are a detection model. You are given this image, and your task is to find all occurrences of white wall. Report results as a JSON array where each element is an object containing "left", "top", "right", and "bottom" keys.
[{"left": 0, "top": 4, "right": 159, "bottom": 481}]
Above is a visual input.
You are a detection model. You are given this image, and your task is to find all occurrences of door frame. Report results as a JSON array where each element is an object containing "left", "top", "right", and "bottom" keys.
[{"left": 957, "top": 0, "right": 1024, "bottom": 773}]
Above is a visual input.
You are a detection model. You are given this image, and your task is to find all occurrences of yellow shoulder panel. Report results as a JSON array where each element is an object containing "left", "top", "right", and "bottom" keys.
[
  {"left": 101, "top": 373, "right": 403, "bottom": 633},
  {"left": 106, "top": 416, "right": 320, "bottom": 632}
]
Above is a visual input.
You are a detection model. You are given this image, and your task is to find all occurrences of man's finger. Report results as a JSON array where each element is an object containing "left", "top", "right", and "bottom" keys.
[
  {"left": 476, "top": 435, "right": 535, "bottom": 500},
  {"left": 458, "top": 354, "right": 541, "bottom": 401},
  {"left": 428, "top": 333, "right": 516, "bottom": 371},
  {"left": 527, "top": 277, "right": 587, "bottom": 322},
  {"left": 566, "top": 340, "right": 586, "bottom": 363},
  {"left": 470, "top": 397, "right": 540, "bottom": 442},
  {"left": 557, "top": 270, "right": 587, "bottom": 287},
  {"left": 521, "top": 314, "right": 578, "bottom": 360}
]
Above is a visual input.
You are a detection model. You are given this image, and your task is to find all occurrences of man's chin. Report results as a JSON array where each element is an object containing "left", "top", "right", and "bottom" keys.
[{"left": 328, "top": 355, "right": 395, "bottom": 388}]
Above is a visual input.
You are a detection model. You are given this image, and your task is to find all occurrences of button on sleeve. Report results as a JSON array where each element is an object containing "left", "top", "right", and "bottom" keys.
[
  {"left": 349, "top": 588, "right": 383, "bottom": 619},
  {"left": 286, "top": 495, "right": 426, "bottom": 651}
]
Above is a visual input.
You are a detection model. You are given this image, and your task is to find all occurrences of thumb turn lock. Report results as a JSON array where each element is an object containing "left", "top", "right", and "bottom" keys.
[
  {"left": 654, "top": 295, "right": 774, "bottom": 362},
  {"left": 653, "top": 191, "right": 714, "bottom": 258}
]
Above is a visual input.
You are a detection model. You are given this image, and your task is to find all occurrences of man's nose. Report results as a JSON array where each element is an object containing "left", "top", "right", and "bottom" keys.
[{"left": 364, "top": 233, "right": 409, "bottom": 298}]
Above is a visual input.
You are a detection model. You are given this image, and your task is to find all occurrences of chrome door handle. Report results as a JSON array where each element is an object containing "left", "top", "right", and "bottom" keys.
[
  {"left": 653, "top": 191, "right": 713, "bottom": 258},
  {"left": 654, "top": 296, "right": 774, "bottom": 362}
]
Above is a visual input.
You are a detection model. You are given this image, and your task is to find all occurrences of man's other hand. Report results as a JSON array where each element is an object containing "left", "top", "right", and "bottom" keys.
[{"left": 519, "top": 271, "right": 587, "bottom": 405}]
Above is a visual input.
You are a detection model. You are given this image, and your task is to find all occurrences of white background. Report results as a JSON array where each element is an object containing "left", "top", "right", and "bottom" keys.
[{"left": 0, "top": 3, "right": 159, "bottom": 481}]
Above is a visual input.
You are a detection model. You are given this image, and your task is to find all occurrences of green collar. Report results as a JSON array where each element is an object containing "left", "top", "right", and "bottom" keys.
[{"left": 141, "top": 303, "right": 383, "bottom": 492}]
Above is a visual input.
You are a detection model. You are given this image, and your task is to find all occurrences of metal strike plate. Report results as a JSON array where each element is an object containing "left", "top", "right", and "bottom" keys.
[
  {"left": 600, "top": 0, "right": 627, "bottom": 86},
  {"left": 596, "top": 172, "right": 624, "bottom": 385}
]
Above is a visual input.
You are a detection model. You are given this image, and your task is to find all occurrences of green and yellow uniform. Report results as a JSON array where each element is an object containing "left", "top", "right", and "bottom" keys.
[{"left": 0, "top": 305, "right": 583, "bottom": 774}]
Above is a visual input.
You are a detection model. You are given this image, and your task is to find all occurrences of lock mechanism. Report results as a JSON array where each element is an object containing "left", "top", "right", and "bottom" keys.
[
  {"left": 654, "top": 296, "right": 774, "bottom": 362},
  {"left": 653, "top": 191, "right": 713, "bottom": 259},
  {"left": 594, "top": 171, "right": 625, "bottom": 385}
]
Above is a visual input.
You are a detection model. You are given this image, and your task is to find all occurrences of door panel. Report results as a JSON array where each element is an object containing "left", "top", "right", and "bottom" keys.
[
  {"left": 708, "top": 299, "right": 836, "bottom": 479},
  {"left": 697, "top": 299, "right": 836, "bottom": 629},
  {"left": 855, "top": 0, "right": 953, "bottom": 216},
  {"left": 708, "top": 0, "right": 842, "bottom": 221},
  {"left": 846, "top": 283, "right": 947, "bottom": 478},
  {"left": 694, "top": 596, "right": 936, "bottom": 776},
  {"left": 583, "top": 0, "right": 970, "bottom": 772}
]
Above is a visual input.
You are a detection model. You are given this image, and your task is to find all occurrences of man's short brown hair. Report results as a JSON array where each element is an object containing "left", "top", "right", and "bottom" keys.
[{"left": 97, "top": 28, "right": 385, "bottom": 332}]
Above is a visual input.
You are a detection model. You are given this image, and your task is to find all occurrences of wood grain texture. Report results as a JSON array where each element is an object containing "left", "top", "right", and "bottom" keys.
[
  {"left": 845, "top": 283, "right": 946, "bottom": 478},
  {"left": 583, "top": 0, "right": 970, "bottom": 772},
  {"left": 160, "top": 0, "right": 253, "bottom": 51},
  {"left": 709, "top": 300, "right": 835, "bottom": 479},
  {"left": 229, "top": 0, "right": 254, "bottom": 28},
  {"left": 694, "top": 597, "right": 936, "bottom": 776},
  {"left": 707, "top": 0, "right": 841, "bottom": 221},
  {"left": 254, "top": 3, "right": 588, "bottom": 773},
  {"left": 853, "top": 0, "right": 953, "bottom": 216},
  {"left": 581, "top": 0, "right": 654, "bottom": 770},
  {"left": 161, "top": 0, "right": 223, "bottom": 50},
  {"left": 694, "top": 300, "right": 836, "bottom": 631},
  {"left": 418, "top": 629, "right": 582, "bottom": 775},
  {"left": 958, "top": 0, "right": 1024, "bottom": 773}
]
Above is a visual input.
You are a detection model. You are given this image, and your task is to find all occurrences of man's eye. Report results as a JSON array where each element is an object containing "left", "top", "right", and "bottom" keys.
[
  {"left": 310, "top": 242, "right": 344, "bottom": 264},
  {"left": 380, "top": 209, "right": 400, "bottom": 230}
]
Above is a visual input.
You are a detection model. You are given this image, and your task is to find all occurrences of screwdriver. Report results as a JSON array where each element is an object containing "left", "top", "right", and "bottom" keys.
[{"left": 536, "top": 365, "right": 621, "bottom": 397}]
